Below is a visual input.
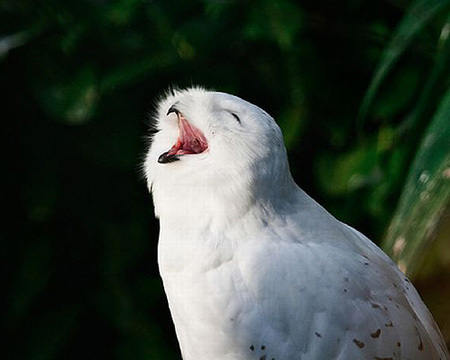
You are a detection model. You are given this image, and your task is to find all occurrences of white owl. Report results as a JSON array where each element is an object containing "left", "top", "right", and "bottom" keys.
[{"left": 144, "top": 87, "right": 449, "bottom": 360}]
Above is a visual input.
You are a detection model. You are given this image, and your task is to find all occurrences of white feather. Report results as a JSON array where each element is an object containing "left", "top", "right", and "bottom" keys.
[{"left": 144, "top": 87, "right": 449, "bottom": 360}]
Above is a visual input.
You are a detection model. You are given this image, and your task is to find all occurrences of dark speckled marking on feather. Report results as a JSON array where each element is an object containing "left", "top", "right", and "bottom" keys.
[
  {"left": 371, "top": 329, "right": 381, "bottom": 338},
  {"left": 418, "top": 335, "right": 424, "bottom": 351},
  {"left": 353, "top": 339, "right": 365, "bottom": 348}
]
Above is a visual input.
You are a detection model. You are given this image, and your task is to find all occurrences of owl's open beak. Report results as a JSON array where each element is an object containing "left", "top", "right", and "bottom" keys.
[{"left": 158, "top": 108, "right": 208, "bottom": 164}]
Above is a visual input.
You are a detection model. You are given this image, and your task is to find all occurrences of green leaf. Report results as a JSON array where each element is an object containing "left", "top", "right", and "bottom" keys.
[
  {"left": 381, "top": 86, "right": 450, "bottom": 278},
  {"left": 279, "top": 104, "right": 306, "bottom": 149},
  {"left": 99, "top": 52, "right": 177, "bottom": 92},
  {"left": 242, "top": 0, "right": 303, "bottom": 51},
  {"left": 397, "top": 10, "right": 450, "bottom": 136},
  {"left": 33, "top": 66, "right": 99, "bottom": 125},
  {"left": 316, "top": 142, "right": 379, "bottom": 197},
  {"left": 371, "top": 64, "right": 420, "bottom": 119},
  {"left": 358, "top": 0, "right": 450, "bottom": 126}
]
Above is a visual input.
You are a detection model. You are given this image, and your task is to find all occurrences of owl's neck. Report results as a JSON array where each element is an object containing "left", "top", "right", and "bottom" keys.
[
  {"left": 152, "top": 162, "right": 298, "bottom": 234},
  {"left": 153, "top": 174, "right": 301, "bottom": 274}
]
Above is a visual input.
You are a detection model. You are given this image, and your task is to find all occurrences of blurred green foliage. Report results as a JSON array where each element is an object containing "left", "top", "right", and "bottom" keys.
[{"left": 2, "top": 0, "right": 449, "bottom": 358}]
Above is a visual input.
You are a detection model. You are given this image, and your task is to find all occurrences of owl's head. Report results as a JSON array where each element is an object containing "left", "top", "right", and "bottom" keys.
[{"left": 143, "top": 87, "right": 293, "bottom": 219}]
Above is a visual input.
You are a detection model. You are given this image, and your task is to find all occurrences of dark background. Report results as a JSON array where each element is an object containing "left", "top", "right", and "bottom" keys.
[{"left": 2, "top": 0, "right": 450, "bottom": 359}]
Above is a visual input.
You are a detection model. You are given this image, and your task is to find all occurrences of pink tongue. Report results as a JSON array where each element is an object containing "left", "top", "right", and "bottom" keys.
[
  {"left": 181, "top": 118, "right": 208, "bottom": 153},
  {"left": 167, "top": 118, "right": 208, "bottom": 155}
]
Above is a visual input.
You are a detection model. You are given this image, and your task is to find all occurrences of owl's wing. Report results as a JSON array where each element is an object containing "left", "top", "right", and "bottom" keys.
[{"left": 235, "top": 228, "right": 448, "bottom": 360}]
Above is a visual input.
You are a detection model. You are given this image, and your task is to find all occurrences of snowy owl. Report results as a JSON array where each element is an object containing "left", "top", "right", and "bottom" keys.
[{"left": 144, "top": 87, "right": 449, "bottom": 360}]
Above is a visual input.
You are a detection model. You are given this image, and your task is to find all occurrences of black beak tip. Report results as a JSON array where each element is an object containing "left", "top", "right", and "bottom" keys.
[{"left": 158, "top": 151, "right": 179, "bottom": 164}]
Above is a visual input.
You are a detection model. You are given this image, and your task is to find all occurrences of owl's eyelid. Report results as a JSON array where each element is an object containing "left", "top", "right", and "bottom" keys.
[{"left": 227, "top": 111, "right": 242, "bottom": 125}]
